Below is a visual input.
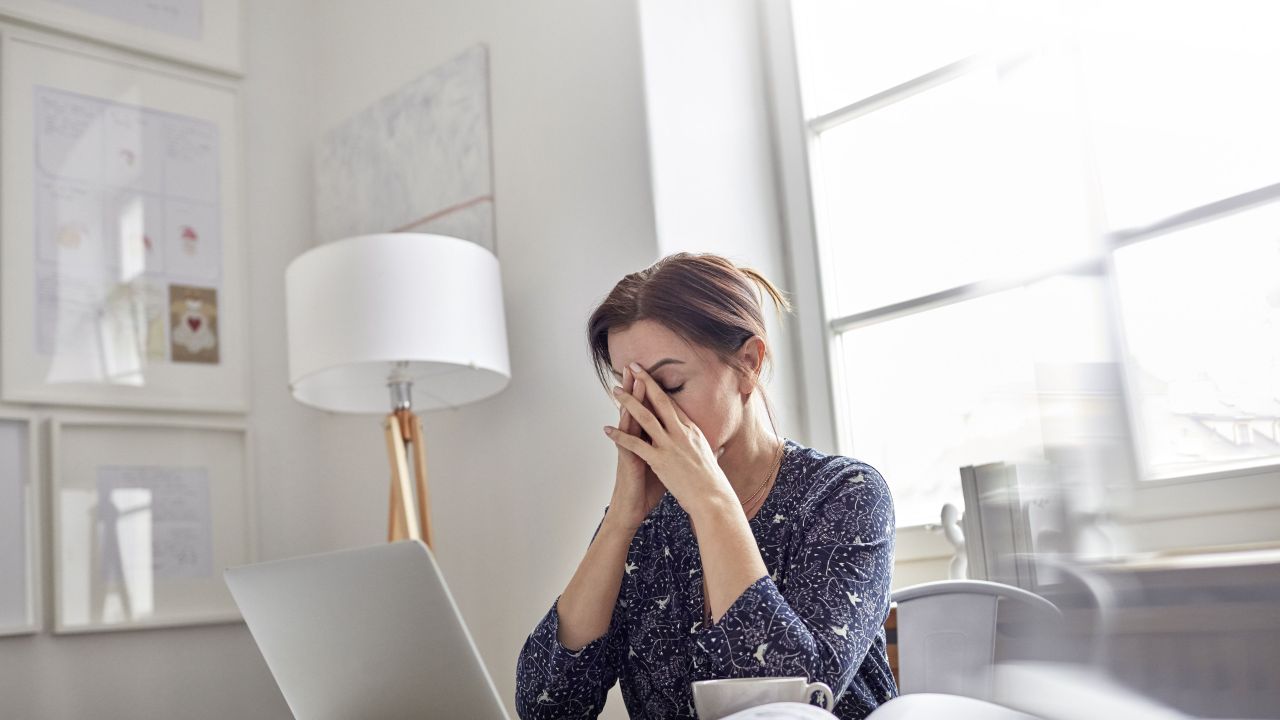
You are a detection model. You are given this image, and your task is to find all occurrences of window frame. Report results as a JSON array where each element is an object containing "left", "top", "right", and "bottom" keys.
[{"left": 761, "top": 0, "right": 1280, "bottom": 550}]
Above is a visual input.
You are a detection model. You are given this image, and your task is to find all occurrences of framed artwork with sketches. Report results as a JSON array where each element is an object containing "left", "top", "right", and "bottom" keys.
[
  {"left": 49, "top": 415, "right": 255, "bottom": 633},
  {"left": 0, "top": 25, "right": 248, "bottom": 412},
  {"left": 0, "top": 0, "right": 243, "bottom": 75},
  {"left": 315, "top": 44, "right": 496, "bottom": 254}
]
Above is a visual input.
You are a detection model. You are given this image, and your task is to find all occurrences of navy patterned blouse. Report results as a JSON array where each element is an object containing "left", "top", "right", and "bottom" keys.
[{"left": 515, "top": 437, "right": 898, "bottom": 719}]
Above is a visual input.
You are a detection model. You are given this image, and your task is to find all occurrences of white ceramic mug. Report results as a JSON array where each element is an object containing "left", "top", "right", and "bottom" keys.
[{"left": 691, "top": 676, "right": 835, "bottom": 719}]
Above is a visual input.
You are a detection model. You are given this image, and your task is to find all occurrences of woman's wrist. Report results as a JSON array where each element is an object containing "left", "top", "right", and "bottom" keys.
[
  {"left": 684, "top": 487, "right": 740, "bottom": 526},
  {"left": 600, "top": 509, "right": 643, "bottom": 538}
]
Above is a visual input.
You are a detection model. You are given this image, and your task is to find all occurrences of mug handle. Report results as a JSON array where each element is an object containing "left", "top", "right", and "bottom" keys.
[{"left": 806, "top": 681, "right": 835, "bottom": 709}]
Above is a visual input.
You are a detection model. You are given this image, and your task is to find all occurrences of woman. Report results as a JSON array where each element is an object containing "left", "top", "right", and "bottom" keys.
[{"left": 515, "top": 253, "right": 897, "bottom": 719}]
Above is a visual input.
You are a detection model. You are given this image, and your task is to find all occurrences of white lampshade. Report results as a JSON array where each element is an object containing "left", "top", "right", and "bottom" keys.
[{"left": 285, "top": 233, "right": 511, "bottom": 413}]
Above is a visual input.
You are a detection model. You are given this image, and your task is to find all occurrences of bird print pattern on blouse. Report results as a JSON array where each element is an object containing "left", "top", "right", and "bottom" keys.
[{"left": 514, "top": 437, "right": 897, "bottom": 720}]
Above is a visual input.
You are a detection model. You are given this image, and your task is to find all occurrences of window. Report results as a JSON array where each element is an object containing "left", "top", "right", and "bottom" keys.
[{"left": 774, "top": 1, "right": 1280, "bottom": 528}]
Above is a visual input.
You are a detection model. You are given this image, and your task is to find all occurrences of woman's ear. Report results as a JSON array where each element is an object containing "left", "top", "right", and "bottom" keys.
[{"left": 736, "top": 336, "right": 766, "bottom": 396}]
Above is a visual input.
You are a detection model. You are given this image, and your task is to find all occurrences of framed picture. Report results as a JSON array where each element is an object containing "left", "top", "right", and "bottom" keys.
[
  {"left": 0, "top": 25, "right": 248, "bottom": 413},
  {"left": 0, "top": 0, "right": 242, "bottom": 75},
  {"left": 49, "top": 415, "right": 255, "bottom": 633},
  {"left": 0, "top": 413, "right": 41, "bottom": 636},
  {"left": 315, "top": 44, "right": 497, "bottom": 254}
]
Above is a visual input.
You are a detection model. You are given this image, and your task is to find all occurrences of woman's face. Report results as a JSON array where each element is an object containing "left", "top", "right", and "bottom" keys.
[{"left": 606, "top": 319, "right": 753, "bottom": 455}]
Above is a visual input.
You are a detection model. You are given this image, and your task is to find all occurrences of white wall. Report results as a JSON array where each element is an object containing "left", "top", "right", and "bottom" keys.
[
  {"left": 303, "top": 2, "right": 660, "bottom": 719},
  {"left": 637, "top": 0, "right": 805, "bottom": 446}
]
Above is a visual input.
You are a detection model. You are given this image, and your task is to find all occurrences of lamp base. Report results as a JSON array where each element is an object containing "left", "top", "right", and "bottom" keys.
[{"left": 384, "top": 408, "right": 433, "bottom": 548}]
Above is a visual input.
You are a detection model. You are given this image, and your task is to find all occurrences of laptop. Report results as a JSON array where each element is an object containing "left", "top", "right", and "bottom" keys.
[{"left": 225, "top": 540, "right": 511, "bottom": 720}]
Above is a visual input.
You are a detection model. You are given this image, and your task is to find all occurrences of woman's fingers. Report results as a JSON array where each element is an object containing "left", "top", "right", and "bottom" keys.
[
  {"left": 631, "top": 369, "right": 652, "bottom": 442},
  {"left": 613, "top": 365, "right": 663, "bottom": 448},
  {"left": 669, "top": 396, "right": 692, "bottom": 426},
  {"left": 627, "top": 363, "right": 681, "bottom": 430},
  {"left": 605, "top": 424, "right": 655, "bottom": 464},
  {"left": 616, "top": 368, "right": 633, "bottom": 433},
  {"left": 613, "top": 387, "right": 664, "bottom": 441}
]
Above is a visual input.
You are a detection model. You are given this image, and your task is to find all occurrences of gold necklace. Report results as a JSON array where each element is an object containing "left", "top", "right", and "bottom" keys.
[{"left": 736, "top": 438, "right": 785, "bottom": 508}]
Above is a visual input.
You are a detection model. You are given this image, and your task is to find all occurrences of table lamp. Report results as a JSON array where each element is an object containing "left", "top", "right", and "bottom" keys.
[{"left": 284, "top": 233, "right": 510, "bottom": 548}]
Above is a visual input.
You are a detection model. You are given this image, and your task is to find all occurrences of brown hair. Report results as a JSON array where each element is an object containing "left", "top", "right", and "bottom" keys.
[{"left": 586, "top": 252, "right": 794, "bottom": 432}]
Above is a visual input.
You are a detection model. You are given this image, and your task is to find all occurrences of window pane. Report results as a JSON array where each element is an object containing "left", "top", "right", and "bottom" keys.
[
  {"left": 1113, "top": 202, "right": 1280, "bottom": 479},
  {"left": 790, "top": 0, "right": 1063, "bottom": 117},
  {"left": 1074, "top": 0, "right": 1280, "bottom": 230},
  {"left": 816, "top": 56, "right": 1096, "bottom": 318},
  {"left": 837, "top": 276, "right": 1116, "bottom": 526}
]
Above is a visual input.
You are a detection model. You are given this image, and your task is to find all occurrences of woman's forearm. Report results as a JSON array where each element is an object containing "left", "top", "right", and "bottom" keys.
[
  {"left": 554, "top": 516, "right": 637, "bottom": 651},
  {"left": 690, "top": 492, "right": 770, "bottom": 623}
]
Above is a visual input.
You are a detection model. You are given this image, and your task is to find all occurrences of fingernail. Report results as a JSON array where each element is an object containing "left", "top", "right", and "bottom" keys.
[
  {"left": 603, "top": 426, "right": 613, "bottom": 435},
  {"left": 629, "top": 362, "right": 643, "bottom": 373},
  {"left": 611, "top": 386, "right": 623, "bottom": 395}
]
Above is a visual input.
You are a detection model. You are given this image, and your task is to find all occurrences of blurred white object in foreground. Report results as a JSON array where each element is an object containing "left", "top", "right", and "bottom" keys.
[
  {"left": 868, "top": 693, "right": 1040, "bottom": 720},
  {"left": 994, "top": 662, "right": 1194, "bottom": 720},
  {"left": 720, "top": 701, "right": 836, "bottom": 719}
]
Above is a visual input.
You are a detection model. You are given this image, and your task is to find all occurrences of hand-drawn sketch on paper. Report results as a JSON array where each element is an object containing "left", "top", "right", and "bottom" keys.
[
  {"left": 33, "top": 85, "right": 222, "bottom": 379},
  {"left": 96, "top": 464, "right": 213, "bottom": 587},
  {"left": 314, "top": 44, "right": 496, "bottom": 253}
]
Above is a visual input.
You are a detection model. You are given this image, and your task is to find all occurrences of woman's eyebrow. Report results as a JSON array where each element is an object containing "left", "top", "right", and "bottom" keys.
[{"left": 610, "top": 358, "right": 685, "bottom": 377}]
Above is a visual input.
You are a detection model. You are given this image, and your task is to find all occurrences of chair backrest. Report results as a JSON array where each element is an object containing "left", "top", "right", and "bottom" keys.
[{"left": 891, "top": 580, "right": 1061, "bottom": 700}]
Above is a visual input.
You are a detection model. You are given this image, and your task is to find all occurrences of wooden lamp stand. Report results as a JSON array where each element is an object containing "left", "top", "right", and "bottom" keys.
[{"left": 384, "top": 380, "right": 434, "bottom": 549}]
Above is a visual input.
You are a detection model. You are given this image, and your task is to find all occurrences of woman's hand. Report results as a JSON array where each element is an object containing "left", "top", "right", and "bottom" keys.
[
  {"left": 603, "top": 366, "right": 668, "bottom": 533},
  {"left": 603, "top": 362, "right": 735, "bottom": 515}
]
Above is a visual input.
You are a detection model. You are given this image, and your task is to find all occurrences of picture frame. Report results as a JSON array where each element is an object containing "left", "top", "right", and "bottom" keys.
[
  {"left": 315, "top": 44, "right": 497, "bottom": 254},
  {"left": 49, "top": 415, "right": 255, "bottom": 633},
  {"left": 0, "top": 0, "right": 243, "bottom": 76},
  {"left": 0, "top": 413, "right": 41, "bottom": 636},
  {"left": 0, "top": 25, "right": 248, "bottom": 413}
]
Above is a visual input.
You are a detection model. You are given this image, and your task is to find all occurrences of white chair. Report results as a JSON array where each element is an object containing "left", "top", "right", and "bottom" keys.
[{"left": 891, "top": 580, "right": 1062, "bottom": 700}]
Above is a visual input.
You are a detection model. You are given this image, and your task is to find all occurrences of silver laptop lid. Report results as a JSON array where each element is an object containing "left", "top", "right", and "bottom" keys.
[{"left": 225, "top": 540, "right": 509, "bottom": 720}]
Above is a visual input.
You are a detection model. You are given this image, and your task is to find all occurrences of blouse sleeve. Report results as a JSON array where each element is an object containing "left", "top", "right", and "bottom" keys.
[
  {"left": 688, "top": 462, "right": 895, "bottom": 702},
  {"left": 514, "top": 508, "right": 628, "bottom": 719}
]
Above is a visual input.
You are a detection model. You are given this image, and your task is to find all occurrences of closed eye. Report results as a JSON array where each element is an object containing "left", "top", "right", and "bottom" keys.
[{"left": 664, "top": 384, "right": 685, "bottom": 395}]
